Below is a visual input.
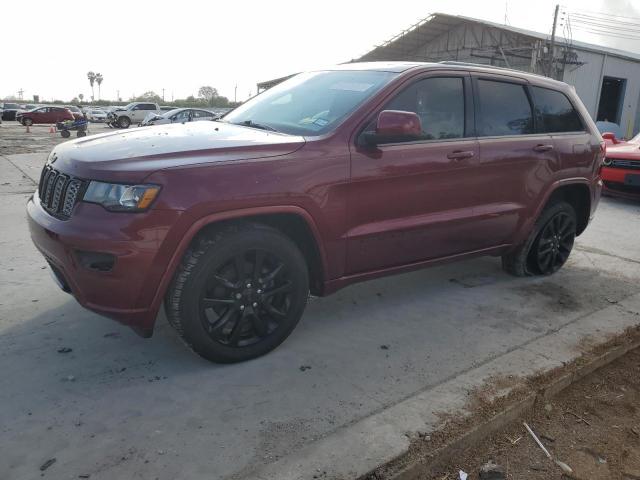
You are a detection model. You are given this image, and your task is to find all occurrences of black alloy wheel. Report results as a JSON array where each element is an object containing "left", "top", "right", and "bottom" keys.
[
  {"left": 528, "top": 208, "right": 576, "bottom": 275},
  {"left": 200, "top": 249, "right": 294, "bottom": 347},
  {"left": 165, "top": 223, "right": 309, "bottom": 363}
]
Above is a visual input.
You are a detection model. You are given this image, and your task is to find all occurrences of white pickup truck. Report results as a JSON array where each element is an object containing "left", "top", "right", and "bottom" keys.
[{"left": 107, "top": 102, "right": 161, "bottom": 129}]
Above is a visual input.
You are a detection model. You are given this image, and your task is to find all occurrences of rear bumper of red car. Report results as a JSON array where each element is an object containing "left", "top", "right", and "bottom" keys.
[{"left": 601, "top": 166, "right": 640, "bottom": 199}]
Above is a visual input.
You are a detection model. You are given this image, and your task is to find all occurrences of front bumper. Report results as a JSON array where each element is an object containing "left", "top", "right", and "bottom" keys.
[
  {"left": 27, "top": 191, "right": 182, "bottom": 335},
  {"left": 601, "top": 166, "right": 640, "bottom": 199}
]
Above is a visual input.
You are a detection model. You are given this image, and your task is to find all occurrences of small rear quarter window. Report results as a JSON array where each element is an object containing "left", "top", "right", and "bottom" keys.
[{"left": 531, "top": 86, "right": 584, "bottom": 133}]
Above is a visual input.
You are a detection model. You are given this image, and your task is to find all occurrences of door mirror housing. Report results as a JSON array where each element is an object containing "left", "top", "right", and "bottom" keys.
[{"left": 362, "top": 110, "right": 422, "bottom": 146}]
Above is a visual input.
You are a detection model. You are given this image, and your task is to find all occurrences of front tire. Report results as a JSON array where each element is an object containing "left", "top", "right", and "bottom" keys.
[
  {"left": 23, "top": 118, "right": 33, "bottom": 126},
  {"left": 118, "top": 116, "right": 131, "bottom": 128},
  {"left": 165, "top": 224, "right": 309, "bottom": 363},
  {"left": 502, "top": 201, "right": 576, "bottom": 276}
]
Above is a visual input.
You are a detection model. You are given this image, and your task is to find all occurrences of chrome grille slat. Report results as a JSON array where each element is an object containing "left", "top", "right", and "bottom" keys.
[
  {"left": 50, "top": 174, "right": 68, "bottom": 212},
  {"left": 37, "top": 165, "right": 85, "bottom": 220}
]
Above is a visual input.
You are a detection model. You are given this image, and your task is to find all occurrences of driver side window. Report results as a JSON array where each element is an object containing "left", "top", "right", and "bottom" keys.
[{"left": 379, "top": 77, "right": 465, "bottom": 142}]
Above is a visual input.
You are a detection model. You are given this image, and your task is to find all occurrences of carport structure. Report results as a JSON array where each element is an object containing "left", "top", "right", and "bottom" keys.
[{"left": 355, "top": 13, "right": 640, "bottom": 137}]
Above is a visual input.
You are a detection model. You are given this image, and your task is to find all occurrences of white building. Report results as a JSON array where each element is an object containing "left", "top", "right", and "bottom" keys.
[{"left": 356, "top": 13, "right": 640, "bottom": 137}]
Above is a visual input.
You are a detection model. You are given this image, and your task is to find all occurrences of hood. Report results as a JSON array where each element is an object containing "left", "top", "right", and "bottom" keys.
[
  {"left": 50, "top": 121, "right": 306, "bottom": 181},
  {"left": 606, "top": 141, "right": 640, "bottom": 160}
]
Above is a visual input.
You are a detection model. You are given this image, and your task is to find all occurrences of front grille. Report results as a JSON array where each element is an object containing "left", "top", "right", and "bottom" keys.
[
  {"left": 38, "top": 165, "right": 86, "bottom": 219},
  {"left": 605, "top": 158, "right": 640, "bottom": 170}
]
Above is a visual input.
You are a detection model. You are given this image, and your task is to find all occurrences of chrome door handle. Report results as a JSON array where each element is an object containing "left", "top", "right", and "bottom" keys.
[
  {"left": 533, "top": 144, "right": 554, "bottom": 152},
  {"left": 447, "top": 150, "right": 475, "bottom": 160}
]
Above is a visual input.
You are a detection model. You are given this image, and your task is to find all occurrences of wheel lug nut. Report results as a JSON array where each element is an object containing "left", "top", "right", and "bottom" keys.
[
  {"left": 257, "top": 289, "right": 262, "bottom": 294},
  {"left": 239, "top": 305, "right": 245, "bottom": 310},
  {"left": 246, "top": 283, "right": 252, "bottom": 289},
  {"left": 252, "top": 302, "right": 258, "bottom": 307},
  {"left": 235, "top": 293, "right": 242, "bottom": 299}
]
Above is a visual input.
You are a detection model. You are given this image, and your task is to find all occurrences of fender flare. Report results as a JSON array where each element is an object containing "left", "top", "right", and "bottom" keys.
[
  {"left": 514, "top": 177, "right": 592, "bottom": 246},
  {"left": 147, "top": 205, "right": 329, "bottom": 317}
]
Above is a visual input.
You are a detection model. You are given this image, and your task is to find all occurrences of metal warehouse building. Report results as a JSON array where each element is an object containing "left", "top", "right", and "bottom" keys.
[
  {"left": 258, "top": 13, "right": 640, "bottom": 137},
  {"left": 356, "top": 13, "right": 640, "bottom": 137}
]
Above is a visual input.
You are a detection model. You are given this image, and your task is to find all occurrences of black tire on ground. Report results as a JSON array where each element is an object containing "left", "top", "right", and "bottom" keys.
[
  {"left": 76, "top": 130, "right": 87, "bottom": 137},
  {"left": 118, "top": 116, "right": 131, "bottom": 128},
  {"left": 502, "top": 201, "right": 577, "bottom": 277},
  {"left": 165, "top": 223, "right": 310, "bottom": 363},
  {"left": 60, "top": 130, "right": 71, "bottom": 138},
  {"left": 23, "top": 118, "right": 33, "bottom": 126}
]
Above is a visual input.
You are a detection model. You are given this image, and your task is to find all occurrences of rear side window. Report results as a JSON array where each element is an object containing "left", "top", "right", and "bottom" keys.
[
  {"left": 477, "top": 80, "right": 533, "bottom": 136},
  {"left": 384, "top": 77, "right": 465, "bottom": 140},
  {"left": 531, "top": 86, "right": 584, "bottom": 133}
]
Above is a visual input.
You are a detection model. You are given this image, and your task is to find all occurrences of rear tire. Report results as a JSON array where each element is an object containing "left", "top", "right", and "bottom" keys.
[
  {"left": 76, "top": 130, "right": 86, "bottom": 137},
  {"left": 60, "top": 130, "right": 70, "bottom": 138},
  {"left": 118, "top": 116, "right": 131, "bottom": 128},
  {"left": 165, "top": 223, "right": 309, "bottom": 363},
  {"left": 502, "top": 201, "right": 577, "bottom": 276}
]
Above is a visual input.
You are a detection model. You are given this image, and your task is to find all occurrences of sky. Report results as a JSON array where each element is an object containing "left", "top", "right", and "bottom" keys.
[{"left": 1, "top": 0, "right": 639, "bottom": 103}]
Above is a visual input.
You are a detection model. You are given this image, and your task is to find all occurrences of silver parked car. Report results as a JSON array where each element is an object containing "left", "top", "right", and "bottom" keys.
[{"left": 141, "top": 108, "right": 217, "bottom": 126}]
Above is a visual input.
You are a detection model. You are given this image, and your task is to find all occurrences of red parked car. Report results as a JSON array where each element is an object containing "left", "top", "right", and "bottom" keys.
[
  {"left": 27, "top": 62, "right": 604, "bottom": 363},
  {"left": 601, "top": 132, "right": 640, "bottom": 199},
  {"left": 17, "top": 106, "right": 77, "bottom": 126}
]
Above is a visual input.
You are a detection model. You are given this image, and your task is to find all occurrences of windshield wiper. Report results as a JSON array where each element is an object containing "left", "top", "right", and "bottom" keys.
[{"left": 235, "top": 119, "right": 278, "bottom": 132}]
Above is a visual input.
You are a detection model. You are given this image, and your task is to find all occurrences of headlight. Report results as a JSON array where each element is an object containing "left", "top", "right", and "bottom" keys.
[{"left": 83, "top": 181, "right": 160, "bottom": 212}]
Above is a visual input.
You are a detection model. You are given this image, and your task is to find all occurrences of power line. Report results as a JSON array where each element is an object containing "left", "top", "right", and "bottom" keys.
[
  {"left": 570, "top": 25, "right": 640, "bottom": 40},
  {"left": 570, "top": 18, "right": 640, "bottom": 34},
  {"left": 568, "top": 8, "right": 640, "bottom": 22},
  {"left": 570, "top": 13, "right": 640, "bottom": 28}
]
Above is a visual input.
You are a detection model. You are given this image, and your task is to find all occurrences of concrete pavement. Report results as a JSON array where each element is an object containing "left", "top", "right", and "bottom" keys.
[{"left": 1, "top": 147, "right": 639, "bottom": 480}]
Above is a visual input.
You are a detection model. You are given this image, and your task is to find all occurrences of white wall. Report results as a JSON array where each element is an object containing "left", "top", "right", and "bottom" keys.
[
  {"left": 562, "top": 50, "right": 605, "bottom": 118},
  {"left": 563, "top": 50, "right": 640, "bottom": 136},
  {"left": 603, "top": 56, "right": 640, "bottom": 137}
]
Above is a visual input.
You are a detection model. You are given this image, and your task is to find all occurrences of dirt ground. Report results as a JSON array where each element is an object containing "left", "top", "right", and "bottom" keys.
[
  {"left": 0, "top": 122, "right": 109, "bottom": 154},
  {"left": 429, "top": 347, "right": 640, "bottom": 480}
]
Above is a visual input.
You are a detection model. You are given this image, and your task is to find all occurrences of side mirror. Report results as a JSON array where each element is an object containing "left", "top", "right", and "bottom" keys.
[
  {"left": 601, "top": 132, "right": 619, "bottom": 144},
  {"left": 362, "top": 110, "right": 422, "bottom": 146}
]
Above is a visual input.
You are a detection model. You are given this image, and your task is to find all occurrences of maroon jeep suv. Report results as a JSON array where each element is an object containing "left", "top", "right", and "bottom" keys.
[{"left": 28, "top": 62, "right": 604, "bottom": 363}]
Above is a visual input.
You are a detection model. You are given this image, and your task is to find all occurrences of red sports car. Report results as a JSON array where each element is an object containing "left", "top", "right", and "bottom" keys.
[{"left": 601, "top": 132, "right": 640, "bottom": 200}]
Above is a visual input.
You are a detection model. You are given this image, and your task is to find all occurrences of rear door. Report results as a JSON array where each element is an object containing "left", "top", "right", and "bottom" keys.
[
  {"left": 471, "top": 75, "right": 558, "bottom": 248},
  {"left": 529, "top": 86, "right": 594, "bottom": 176},
  {"left": 347, "top": 72, "right": 483, "bottom": 273}
]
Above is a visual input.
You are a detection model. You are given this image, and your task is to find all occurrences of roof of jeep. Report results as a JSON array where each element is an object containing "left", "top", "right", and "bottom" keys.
[{"left": 326, "top": 61, "right": 569, "bottom": 90}]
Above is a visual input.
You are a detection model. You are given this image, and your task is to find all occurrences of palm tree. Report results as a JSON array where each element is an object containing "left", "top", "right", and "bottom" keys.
[
  {"left": 87, "top": 71, "right": 96, "bottom": 101},
  {"left": 95, "top": 73, "right": 103, "bottom": 101},
  {"left": 79, "top": 93, "right": 84, "bottom": 102}
]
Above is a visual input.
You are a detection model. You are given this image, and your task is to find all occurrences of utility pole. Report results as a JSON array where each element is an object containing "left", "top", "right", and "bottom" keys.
[
  {"left": 234, "top": 85, "right": 237, "bottom": 103},
  {"left": 18, "top": 88, "right": 24, "bottom": 100},
  {"left": 162, "top": 88, "right": 165, "bottom": 102},
  {"left": 548, "top": 4, "right": 559, "bottom": 78}
]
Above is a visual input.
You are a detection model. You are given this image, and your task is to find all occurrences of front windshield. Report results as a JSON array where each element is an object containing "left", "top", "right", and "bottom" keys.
[
  {"left": 4, "top": 103, "right": 19, "bottom": 109},
  {"left": 223, "top": 70, "right": 397, "bottom": 136},
  {"left": 124, "top": 103, "right": 136, "bottom": 110},
  {"left": 163, "top": 108, "right": 182, "bottom": 118}
]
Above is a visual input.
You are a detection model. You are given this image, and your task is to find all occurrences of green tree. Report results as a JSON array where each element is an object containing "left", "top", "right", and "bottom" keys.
[
  {"left": 95, "top": 73, "right": 103, "bottom": 100},
  {"left": 198, "top": 86, "right": 218, "bottom": 106},
  {"left": 87, "top": 71, "right": 96, "bottom": 101}
]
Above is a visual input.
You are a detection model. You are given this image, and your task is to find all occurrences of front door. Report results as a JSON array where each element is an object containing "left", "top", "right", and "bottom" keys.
[{"left": 347, "top": 74, "right": 482, "bottom": 274}]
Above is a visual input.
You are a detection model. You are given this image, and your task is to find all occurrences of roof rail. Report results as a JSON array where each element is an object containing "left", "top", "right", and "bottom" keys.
[{"left": 438, "top": 61, "right": 551, "bottom": 79}]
